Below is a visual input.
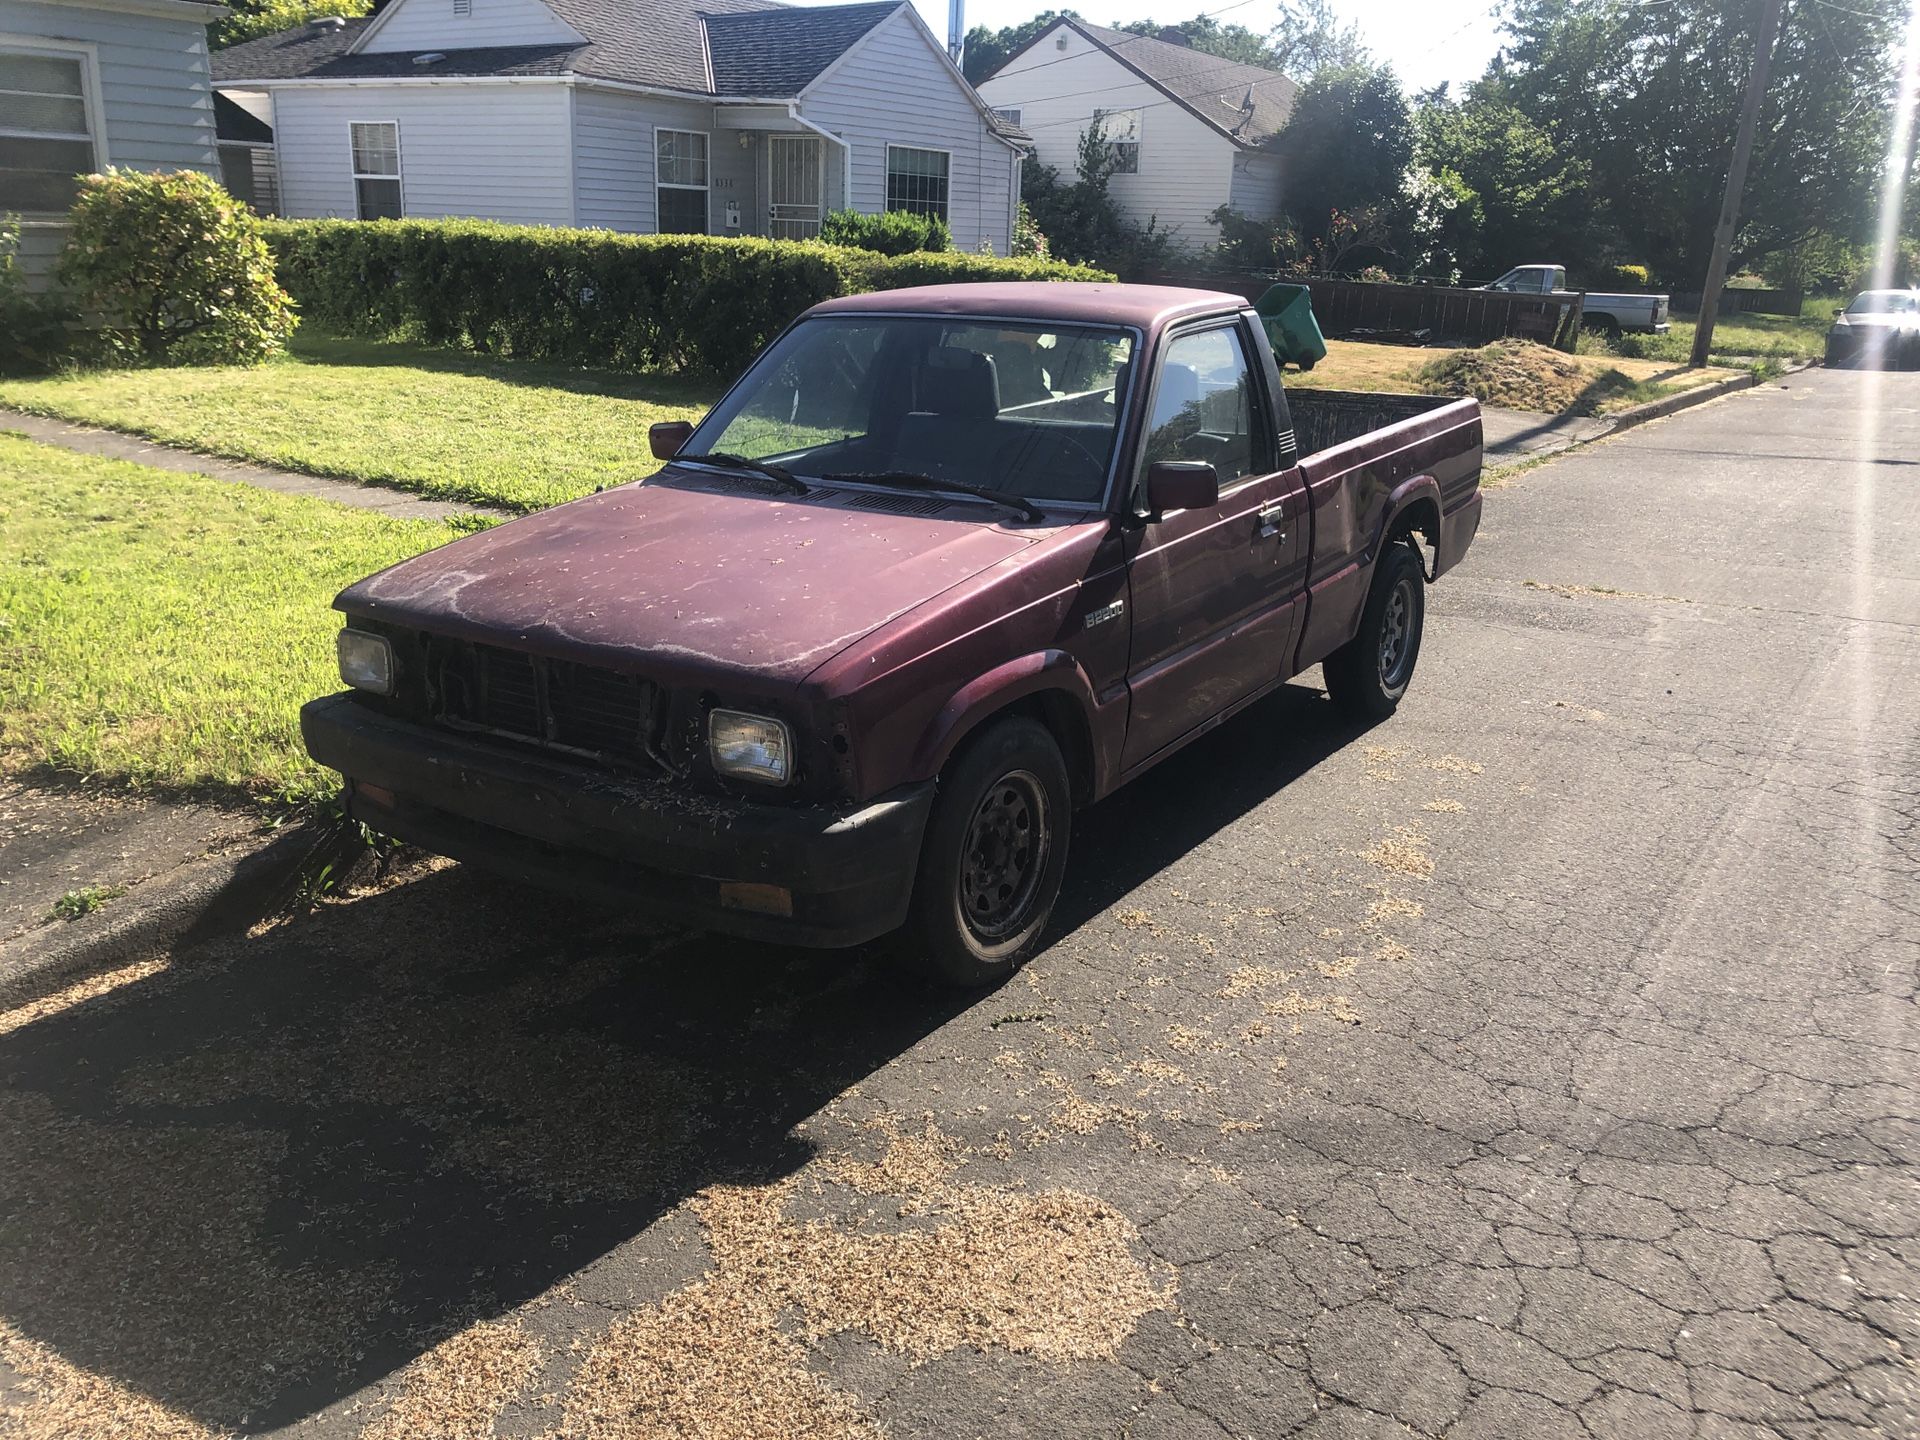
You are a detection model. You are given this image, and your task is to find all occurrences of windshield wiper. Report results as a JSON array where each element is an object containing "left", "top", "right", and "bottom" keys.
[
  {"left": 673, "top": 451, "right": 810, "bottom": 495},
  {"left": 821, "top": 470, "right": 1044, "bottom": 524}
]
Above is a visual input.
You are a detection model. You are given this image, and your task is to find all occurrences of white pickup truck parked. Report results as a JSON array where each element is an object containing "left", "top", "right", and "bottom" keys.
[{"left": 1481, "top": 265, "right": 1671, "bottom": 336}]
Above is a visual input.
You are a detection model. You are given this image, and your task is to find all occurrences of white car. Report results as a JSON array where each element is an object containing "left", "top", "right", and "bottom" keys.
[{"left": 1826, "top": 290, "right": 1920, "bottom": 370}]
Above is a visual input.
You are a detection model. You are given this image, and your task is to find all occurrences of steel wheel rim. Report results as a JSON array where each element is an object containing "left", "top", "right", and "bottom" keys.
[
  {"left": 1379, "top": 578, "right": 1416, "bottom": 688},
  {"left": 959, "top": 769, "right": 1050, "bottom": 943}
]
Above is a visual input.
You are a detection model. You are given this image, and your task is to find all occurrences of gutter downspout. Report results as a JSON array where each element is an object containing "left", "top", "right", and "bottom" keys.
[{"left": 789, "top": 104, "right": 852, "bottom": 214}]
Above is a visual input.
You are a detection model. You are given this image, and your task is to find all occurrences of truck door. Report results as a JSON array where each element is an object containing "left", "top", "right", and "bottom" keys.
[{"left": 1121, "top": 318, "right": 1310, "bottom": 772}]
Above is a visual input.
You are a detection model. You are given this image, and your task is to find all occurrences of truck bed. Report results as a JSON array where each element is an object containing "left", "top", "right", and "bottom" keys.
[{"left": 1287, "top": 389, "right": 1460, "bottom": 461}]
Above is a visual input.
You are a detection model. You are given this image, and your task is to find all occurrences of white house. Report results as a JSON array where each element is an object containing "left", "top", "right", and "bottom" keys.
[
  {"left": 1, "top": 0, "right": 224, "bottom": 281},
  {"left": 977, "top": 17, "right": 1297, "bottom": 247},
  {"left": 211, "top": 0, "right": 1026, "bottom": 252}
]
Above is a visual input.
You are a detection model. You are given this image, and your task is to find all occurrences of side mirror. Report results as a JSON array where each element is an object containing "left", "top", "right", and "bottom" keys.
[
  {"left": 1145, "top": 460, "right": 1219, "bottom": 516},
  {"left": 649, "top": 420, "right": 694, "bottom": 461}
]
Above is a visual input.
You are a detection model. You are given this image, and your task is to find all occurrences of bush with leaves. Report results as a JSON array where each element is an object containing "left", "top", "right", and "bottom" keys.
[
  {"left": 1206, "top": 206, "right": 1303, "bottom": 272},
  {"left": 0, "top": 217, "right": 75, "bottom": 375},
  {"left": 818, "top": 208, "right": 952, "bottom": 255},
  {"left": 262, "top": 219, "right": 1110, "bottom": 374},
  {"left": 1010, "top": 202, "right": 1050, "bottom": 261},
  {"left": 59, "top": 169, "right": 296, "bottom": 365}
]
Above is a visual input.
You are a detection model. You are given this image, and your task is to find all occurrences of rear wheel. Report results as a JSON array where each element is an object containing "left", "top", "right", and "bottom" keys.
[
  {"left": 902, "top": 717, "right": 1071, "bottom": 988},
  {"left": 1323, "top": 541, "right": 1426, "bottom": 722}
]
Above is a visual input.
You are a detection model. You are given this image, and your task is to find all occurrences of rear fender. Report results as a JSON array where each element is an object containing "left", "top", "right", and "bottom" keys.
[{"left": 908, "top": 651, "right": 1101, "bottom": 794}]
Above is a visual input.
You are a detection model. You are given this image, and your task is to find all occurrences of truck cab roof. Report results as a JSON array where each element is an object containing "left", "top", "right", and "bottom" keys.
[{"left": 810, "top": 281, "right": 1245, "bottom": 334}]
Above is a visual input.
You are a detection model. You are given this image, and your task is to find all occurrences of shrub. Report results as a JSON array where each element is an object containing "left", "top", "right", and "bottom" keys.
[
  {"left": 1606, "top": 263, "right": 1651, "bottom": 290},
  {"left": 0, "top": 217, "right": 75, "bottom": 375},
  {"left": 261, "top": 219, "right": 1110, "bottom": 374},
  {"left": 818, "top": 208, "right": 952, "bottom": 255},
  {"left": 1207, "top": 206, "right": 1303, "bottom": 273},
  {"left": 1011, "top": 202, "right": 1049, "bottom": 261},
  {"left": 59, "top": 169, "right": 296, "bottom": 365}
]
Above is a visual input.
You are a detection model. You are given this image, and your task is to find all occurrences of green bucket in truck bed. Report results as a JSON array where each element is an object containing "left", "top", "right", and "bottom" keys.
[{"left": 1255, "top": 283, "right": 1328, "bottom": 371}]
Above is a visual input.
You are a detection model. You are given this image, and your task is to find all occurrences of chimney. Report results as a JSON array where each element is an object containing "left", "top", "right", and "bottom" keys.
[
  {"left": 1157, "top": 26, "right": 1190, "bottom": 46},
  {"left": 949, "top": 0, "right": 964, "bottom": 62}
]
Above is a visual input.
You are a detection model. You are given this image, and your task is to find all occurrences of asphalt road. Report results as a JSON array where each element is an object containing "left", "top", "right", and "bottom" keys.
[{"left": 1, "top": 369, "right": 1914, "bottom": 1439}]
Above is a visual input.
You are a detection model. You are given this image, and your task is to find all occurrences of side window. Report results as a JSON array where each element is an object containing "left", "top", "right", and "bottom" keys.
[{"left": 1143, "top": 326, "right": 1265, "bottom": 486}]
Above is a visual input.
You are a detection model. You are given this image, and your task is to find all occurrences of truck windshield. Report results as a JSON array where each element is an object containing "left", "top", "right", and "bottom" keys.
[{"left": 685, "top": 316, "right": 1136, "bottom": 505}]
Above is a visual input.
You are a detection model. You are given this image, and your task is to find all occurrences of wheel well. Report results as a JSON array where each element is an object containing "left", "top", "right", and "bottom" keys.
[
  {"left": 1387, "top": 498, "right": 1441, "bottom": 573},
  {"left": 950, "top": 690, "right": 1095, "bottom": 808}
]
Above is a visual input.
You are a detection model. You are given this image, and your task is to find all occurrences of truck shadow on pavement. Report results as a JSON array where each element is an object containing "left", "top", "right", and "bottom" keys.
[{"left": 0, "top": 680, "right": 1369, "bottom": 1433}]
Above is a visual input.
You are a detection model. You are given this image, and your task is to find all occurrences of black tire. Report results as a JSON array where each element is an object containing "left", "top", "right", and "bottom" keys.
[
  {"left": 1323, "top": 541, "right": 1426, "bottom": 722},
  {"left": 902, "top": 716, "right": 1072, "bottom": 988}
]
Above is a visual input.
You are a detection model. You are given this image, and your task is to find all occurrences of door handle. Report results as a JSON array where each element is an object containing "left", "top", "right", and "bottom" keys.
[{"left": 1255, "top": 503, "right": 1287, "bottom": 541}]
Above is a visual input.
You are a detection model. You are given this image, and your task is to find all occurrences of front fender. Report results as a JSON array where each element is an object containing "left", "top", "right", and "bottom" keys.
[{"left": 907, "top": 650, "right": 1099, "bottom": 787}]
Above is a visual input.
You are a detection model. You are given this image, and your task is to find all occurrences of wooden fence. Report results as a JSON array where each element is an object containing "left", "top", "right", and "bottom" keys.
[
  {"left": 1139, "top": 270, "right": 1580, "bottom": 345},
  {"left": 1669, "top": 286, "right": 1802, "bottom": 317}
]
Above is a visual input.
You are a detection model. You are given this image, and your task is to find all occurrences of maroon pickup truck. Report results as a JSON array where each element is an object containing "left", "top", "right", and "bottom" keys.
[{"left": 304, "top": 283, "right": 1481, "bottom": 985}]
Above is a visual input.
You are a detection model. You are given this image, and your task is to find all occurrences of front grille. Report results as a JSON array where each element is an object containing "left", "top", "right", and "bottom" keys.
[{"left": 428, "top": 638, "right": 663, "bottom": 766}]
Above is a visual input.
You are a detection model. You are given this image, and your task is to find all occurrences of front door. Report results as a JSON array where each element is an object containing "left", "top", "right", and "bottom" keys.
[
  {"left": 768, "top": 135, "right": 824, "bottom": 240},
  {"left": 1121, "top": 318, "right": 1310, "bottom": 772}
]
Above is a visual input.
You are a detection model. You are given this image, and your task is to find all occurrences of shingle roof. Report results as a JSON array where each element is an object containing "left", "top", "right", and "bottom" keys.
[
  {"left": 998, "top": 18, "right": 1299, "bottom": 147},
  {"left": 211, "top": 0, "right": 914, "bottom": 99},
  {"left": 703, "top": 0, "right": 896, "bottom": 94}
]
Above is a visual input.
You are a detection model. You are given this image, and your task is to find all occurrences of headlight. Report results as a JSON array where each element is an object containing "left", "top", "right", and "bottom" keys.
[
  {"left": 336, "top": 627, "right": 394, "bottom": 696},
  {"left": 708, "top": 709, "right": 792, "bottom": 784}
]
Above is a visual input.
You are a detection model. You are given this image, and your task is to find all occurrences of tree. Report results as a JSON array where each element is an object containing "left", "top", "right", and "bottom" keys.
[
  {"left": 1275, "top": 64, "right": 1414, "bottom": 251},
  {"left": 213, "top": 0, "right": 370, "bottom": 47},
  {"left": 963, "top": 10, "right": 1076, "bottom": 84},
  {"left": 1116, "top": 2, "right": 1367, "bottom": 76},
  {"left": 1413, "top": 82, "right": 1597, "bottom": 281},
  {"left": 1021, "top": 120, "right": 1175, "bottom": 275},
  {"left": 1487, "top": 0, "right": 1904, "bottom": 280}
]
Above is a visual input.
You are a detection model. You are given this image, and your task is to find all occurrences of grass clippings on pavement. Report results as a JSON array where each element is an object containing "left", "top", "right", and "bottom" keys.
[
  {"left": 0, "top": 433, "right": 458, "bottom": 803},
  {"left": 1362, "top": 824, "right": 1436, "bottom": 879},
  {"left": 561, "top": 1131, "right": 1173, "bottom": 1440},
  {"left": 0, "top": 957, "right": 166, "bottom": 1038},
  {"left": 0, "top": 1319, "right": 220, "bottom": 1440},
  {"left": 0, "top": 332, "right": 715, "bottom": 514},
  {"left": 360, "top": 1319, "right": 541, "bottom": 1440}
]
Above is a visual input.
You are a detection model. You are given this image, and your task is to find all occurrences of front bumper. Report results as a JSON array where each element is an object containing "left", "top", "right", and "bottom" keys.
[{"left": 302, "top": 694, "right": 935, "bottom": 947}]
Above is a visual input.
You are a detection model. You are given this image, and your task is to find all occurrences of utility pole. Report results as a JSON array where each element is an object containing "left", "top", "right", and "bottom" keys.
[{"left": 1691, "top": 0, "right": 1788, "bottom": 369}]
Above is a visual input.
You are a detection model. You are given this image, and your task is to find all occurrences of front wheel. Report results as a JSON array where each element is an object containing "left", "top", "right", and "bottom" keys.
[
  {"left": 902, "top": 717, "right": 1072, "bottom": 988},
  {"left": 1323, "top": 541, "right": 1426, "bottom": 722}
]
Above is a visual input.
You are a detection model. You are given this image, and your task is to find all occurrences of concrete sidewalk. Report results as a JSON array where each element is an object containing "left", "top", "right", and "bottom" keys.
[
  {"left": 1481, "top": 405, "right": 1614, "bottom": 464},
  {"left": 0, "top": 406, "right": 500, "bottom": 521}
]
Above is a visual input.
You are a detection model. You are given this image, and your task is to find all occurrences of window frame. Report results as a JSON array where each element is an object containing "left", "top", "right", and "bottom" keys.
[
  {"left": 0, "top": 35, "right": 108, "bottom": 218},
  {"left": 651, "top": 125, "right": 710, "bottom": 234},
  {"left": 992, "top": 106, "right": 1022, "bottom": 126},
  {"left": 883, "top": 143, "right": 952, "bottom": 221},
  {"left": 1132, "top": 316, "right": 1274, "bottom": 514},
  {"left": 1091, "top": 106, "right": 1142, "bottom": 176},
  {"left": 347, "top": 118, "right": 403, "bottom": 220}
]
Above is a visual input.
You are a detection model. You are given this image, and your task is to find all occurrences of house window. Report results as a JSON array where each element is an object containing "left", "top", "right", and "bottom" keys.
[
  {"left": 992, "top": 107, "right": 1022, "bottom": 126},
  {"left": 1092, "top": 107, "right": 1141, "bottom": 174},
  {"left": 350, "top": 121, "right": 402, "bottom": 219},
  {"left": 656, "top": 128, "right": 708, "bottom": 234},
  {"left": 885, "top": 145, "right": 948, "bottom": 221},
  {"left": 0, "top": 49, "right": 97, "bottom": 214},
  {"left": 453, "top": 0, "right": 472, "bottom": 12}
]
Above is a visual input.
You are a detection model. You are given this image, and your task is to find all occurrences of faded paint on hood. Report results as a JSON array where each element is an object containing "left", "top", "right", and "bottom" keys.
[{"left": 337, "top": 475, "right": 1043, "bottom": 687}]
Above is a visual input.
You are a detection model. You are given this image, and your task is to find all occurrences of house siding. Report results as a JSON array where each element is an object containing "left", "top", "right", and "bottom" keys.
[
  {"left": 798, "top": 9, "right": 1014, "bottom": 254},
  {"left": 357, "top": 0, "right": 579, "bottom": 54},
  {"left": 270, "top": 82, "right": 573, "bottom": 224},
  {"left": 978, "top": 27, "right": 1235, "bottom": 247},
  {"left": 2, "top": 0, "right": 221, "bottom": 282},
  {"left": 1226, "top": 150, "right": 1284, "bottom": 221}
]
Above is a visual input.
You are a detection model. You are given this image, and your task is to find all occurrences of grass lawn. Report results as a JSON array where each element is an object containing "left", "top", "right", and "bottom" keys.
[
  {"left": 1606, "top": 299, "right": 1840, "bottom": 368},
  {"left": 0, "top": 332, "right": 717, "bottom": 514},
  {"left": 0, "top": 430, "right": 457, "bottom": 803},
  {"left": 1291, "top": 338, "right": 1740, "bottom": 413}
]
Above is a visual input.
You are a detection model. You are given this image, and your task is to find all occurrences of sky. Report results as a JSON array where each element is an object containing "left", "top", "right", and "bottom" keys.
[{"left": 894, "top": 0, "right": 1510, "bottom": 94}]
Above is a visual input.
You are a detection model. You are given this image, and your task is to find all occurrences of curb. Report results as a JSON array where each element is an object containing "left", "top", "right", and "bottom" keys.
[{"left": 0, "top": 817, "right": 355, "bottom": 1010}]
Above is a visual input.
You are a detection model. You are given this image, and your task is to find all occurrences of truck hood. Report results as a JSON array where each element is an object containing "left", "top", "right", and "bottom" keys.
[{"left": 338, "top": 474, "right": 1043, "bottom": 687}]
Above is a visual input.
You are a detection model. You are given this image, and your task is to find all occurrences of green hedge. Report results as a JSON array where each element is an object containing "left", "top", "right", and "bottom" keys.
[{"left": 261, "top": 219, "right": 1112, "bottom": 373}]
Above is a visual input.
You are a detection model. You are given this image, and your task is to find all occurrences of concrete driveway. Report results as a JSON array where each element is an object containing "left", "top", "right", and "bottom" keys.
[{"left": 0, "top": 370, "right": 1914, "bottom": 1439}]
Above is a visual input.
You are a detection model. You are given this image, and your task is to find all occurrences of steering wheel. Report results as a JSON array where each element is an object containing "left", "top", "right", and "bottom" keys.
[{"left": 992, "top": 430, "right": 1108, "bottom": 495}]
